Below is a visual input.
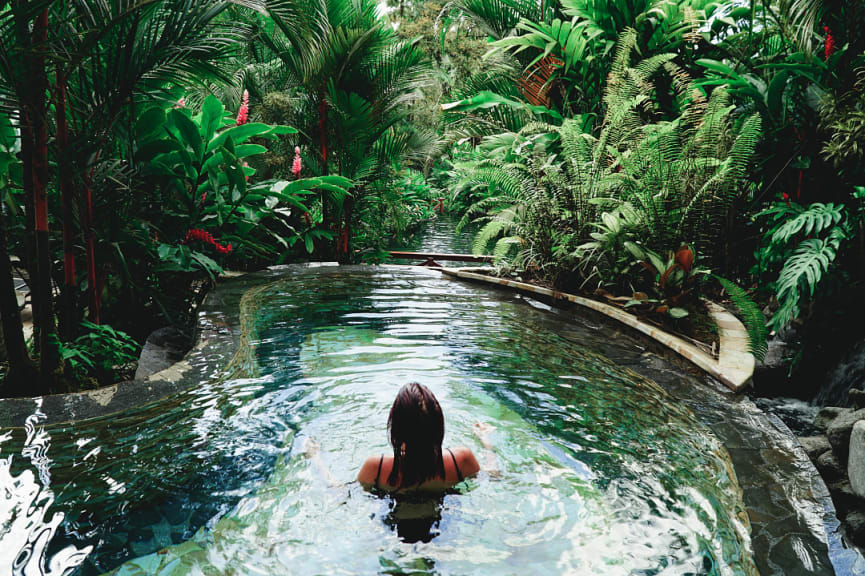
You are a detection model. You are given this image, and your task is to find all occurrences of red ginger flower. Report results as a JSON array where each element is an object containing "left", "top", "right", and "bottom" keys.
[
  {"left": 236, "top": 89, "right": 249, "bottom": 126},
  {"left": 183, "top": 228, "right": 233, "bottom": 254},
  {"left": 825, "top": 27, "right": 836, "bottom": 61},
  {"left": 292, "top": 146, "right": 302, "bottom": 178}
]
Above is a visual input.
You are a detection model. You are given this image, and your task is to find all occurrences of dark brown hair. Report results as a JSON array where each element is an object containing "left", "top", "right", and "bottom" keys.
[{"left": 387, "top": 383, "right": 445, "bottom": 488}]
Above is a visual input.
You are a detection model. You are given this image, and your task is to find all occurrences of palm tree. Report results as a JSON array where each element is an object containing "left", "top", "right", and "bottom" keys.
[
  {"left": 248, "top": 0, "right": 433, "bottom": 258},
  {"left": 0, "top": 0, "right": 249, "bottom": 394}
]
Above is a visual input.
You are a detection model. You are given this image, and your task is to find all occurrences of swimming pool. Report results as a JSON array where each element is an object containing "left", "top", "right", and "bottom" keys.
[{"left": 0, "top": 265, "right": 838, "bottom": 574}]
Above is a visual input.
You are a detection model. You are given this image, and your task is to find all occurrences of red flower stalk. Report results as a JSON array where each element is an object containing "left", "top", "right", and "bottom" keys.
[
  {"left": 183, "top": 228, "right": 233, "bottom": 254},
  {"left": 824, "top": 27, "right": 836, "bottom": 61},
  {"left": 236, "top": 89, "right": 249, "bottom": 126}
]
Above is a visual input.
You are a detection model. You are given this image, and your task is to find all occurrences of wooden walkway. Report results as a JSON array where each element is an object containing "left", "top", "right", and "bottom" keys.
[{"left": 388, "top": 251, "right": 493, "bottom": 267}]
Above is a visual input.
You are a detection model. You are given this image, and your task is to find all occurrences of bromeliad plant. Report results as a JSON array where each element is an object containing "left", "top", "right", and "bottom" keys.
[{"left": 623, "top": 243, "right": 708, "bottom": 319}]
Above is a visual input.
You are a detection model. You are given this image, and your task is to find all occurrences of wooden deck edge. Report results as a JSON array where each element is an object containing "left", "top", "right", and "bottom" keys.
[{"left": 439, "top": 267, "right": 754, "bottom": 393}]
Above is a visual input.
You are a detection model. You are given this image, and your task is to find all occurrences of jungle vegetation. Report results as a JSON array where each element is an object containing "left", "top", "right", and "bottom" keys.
[{"left": 0, "top": 0, "right": 862, "bottom": 396}]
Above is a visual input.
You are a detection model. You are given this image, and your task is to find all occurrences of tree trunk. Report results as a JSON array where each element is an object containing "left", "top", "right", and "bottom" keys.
[
  {"left": 82, "top": 174, "right": 99, "bottom": 324},
  {"left": 31, "top": 8, "right": 62, "bottom": 389},
  {"left": 318, "top": 94, "right": 328, "bottom": 175},
  {"left": 337, "top": 191, "right": 356, "bottom": 263},
  {"left": 56, "top": 68, "right": 78, "bottom": 340},
  {"left": 13, "top": 0, "right": 40, "bottom": 353},
  {"left": 0, "top": 203, "right": 37, "bottom": 397}
]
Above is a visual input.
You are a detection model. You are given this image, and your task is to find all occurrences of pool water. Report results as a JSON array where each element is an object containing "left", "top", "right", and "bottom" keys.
[{"left": 1, "top": 267, "right": 757, "bottom": 575}]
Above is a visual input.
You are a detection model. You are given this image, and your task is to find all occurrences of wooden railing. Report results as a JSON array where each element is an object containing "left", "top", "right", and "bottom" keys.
[{"left": 388, "top": 251, "right": 493, "bottom": 267}]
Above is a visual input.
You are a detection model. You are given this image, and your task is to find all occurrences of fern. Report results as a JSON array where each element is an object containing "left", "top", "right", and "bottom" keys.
[
  {"left": 714, "top": 276, "right": 769, "bottom": 362},
  {"left": 473, "top": 212, "right": 517, "bottom": 255}
]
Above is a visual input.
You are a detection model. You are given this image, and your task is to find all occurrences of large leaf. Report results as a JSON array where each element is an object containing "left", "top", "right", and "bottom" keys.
[
  {"left": 170, "top": 109, "right": 204, "bottom": 164},
  {"left": 442, "top": 91, "right": 563, "bottom": 121},
  {"left": 201, "top": 95, "right": 226, "bottom": 142},
  {"left": 207, "top": 123, "right": 297, "bottom": 152},
  {"left": 135, "top": 107, "right": 166, "bottom": 141}
]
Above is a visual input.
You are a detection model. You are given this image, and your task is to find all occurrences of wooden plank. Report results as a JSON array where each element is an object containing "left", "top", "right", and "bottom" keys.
[{"left": 389, "top": 251, "right": 493, "bottom": 263}]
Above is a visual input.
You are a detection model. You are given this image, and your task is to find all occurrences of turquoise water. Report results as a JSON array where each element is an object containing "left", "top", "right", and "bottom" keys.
[{"left": 0, "top": 267, "right": 756, "bottom": 575}]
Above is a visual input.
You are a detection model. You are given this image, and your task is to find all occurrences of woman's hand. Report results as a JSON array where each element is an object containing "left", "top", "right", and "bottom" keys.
[
  {"left": 301, "top": 437, "right": 320, "bottom": 457},
  {"left": 473, "top": 422, "right": 499, "bottom": 477},
  {"left": 473, "top": 422, "right": 494, "bottom": 450}
]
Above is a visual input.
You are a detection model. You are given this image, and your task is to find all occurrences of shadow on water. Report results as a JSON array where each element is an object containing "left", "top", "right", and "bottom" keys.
[{"left": 383, "top": 493, "right": 445, "bottom": 544}]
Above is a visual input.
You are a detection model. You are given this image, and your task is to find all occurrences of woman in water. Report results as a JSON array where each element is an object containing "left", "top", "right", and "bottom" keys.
[{"left": 358, "top": 382, "right": 493, "bottom": 492}]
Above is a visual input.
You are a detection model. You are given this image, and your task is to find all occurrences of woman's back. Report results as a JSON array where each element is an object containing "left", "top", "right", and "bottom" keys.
[{"left": 358, "top": 445, "right": 479, "bottom": 492}]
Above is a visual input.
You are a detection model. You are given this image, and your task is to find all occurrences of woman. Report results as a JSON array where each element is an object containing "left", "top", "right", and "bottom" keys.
[{"left": 358, "top": 383, "right": 488, "bottom": 492}]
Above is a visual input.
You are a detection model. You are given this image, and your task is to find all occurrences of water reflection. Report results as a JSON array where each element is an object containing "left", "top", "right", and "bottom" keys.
[
  {"left": 0, "top": 404, "right": 92, "bottom": 574},
  {"left": 383, "top": 494, "right": 444, "bottom": 544}
]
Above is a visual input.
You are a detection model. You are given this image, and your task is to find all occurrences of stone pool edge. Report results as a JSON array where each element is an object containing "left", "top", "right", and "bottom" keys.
[
  {"left": 439, "top": 267, "right": 754, "bottom": 393},
  {"left": 0, "top": 263, "right": 342, "bottom": 429}
]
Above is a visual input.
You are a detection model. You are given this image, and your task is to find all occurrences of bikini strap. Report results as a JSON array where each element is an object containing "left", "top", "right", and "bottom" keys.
[
  {"left": 374, "top": 454, "right": 384, "bottom": 487},
  {"left": 447, "top": 448, "right": 463, "bottom": 482}
]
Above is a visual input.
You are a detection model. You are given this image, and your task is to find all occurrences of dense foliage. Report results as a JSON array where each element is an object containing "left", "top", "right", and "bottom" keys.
[
  {"left": 437, "top": 0, "right": 864, "bottom": 371},
  {"left": 0, "top": 0, "right": 862, "bottom": 394}
]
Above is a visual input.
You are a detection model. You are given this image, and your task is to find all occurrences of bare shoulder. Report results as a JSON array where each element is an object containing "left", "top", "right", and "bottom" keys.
[
  {"left": 357, "top": 455, "right": 383, "bottom": 485},
  {"left": 451, "top": 446, "right": 480, "bottom": 477}
]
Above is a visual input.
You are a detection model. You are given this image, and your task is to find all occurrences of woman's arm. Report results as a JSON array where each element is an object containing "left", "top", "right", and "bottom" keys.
[
  {"left": 473, "top": 422, "right": 500, "bottom": 477},
  {"left": 301, "top": 438, "right": 340, "bottom": 487},
  {"left": 357, "top": 455, "right": 381, "bottom": 488}
]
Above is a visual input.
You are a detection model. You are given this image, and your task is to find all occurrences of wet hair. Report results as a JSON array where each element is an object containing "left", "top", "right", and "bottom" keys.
[{"left": 387, "top": 383, "right": 445, "bottom": 488}]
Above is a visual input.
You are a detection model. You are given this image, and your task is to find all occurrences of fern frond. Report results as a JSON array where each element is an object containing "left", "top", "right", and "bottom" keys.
[{"left": 714, "top": 276, "right": 769, "bottom": 362}]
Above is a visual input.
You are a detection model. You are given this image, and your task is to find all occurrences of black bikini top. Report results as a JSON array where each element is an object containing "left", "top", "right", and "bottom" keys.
[{"left": 374, "top": 448, "right": 463, "bottom": 488}]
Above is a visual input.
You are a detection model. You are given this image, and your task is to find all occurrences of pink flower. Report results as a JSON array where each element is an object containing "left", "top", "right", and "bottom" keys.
[
  {"left": 243, "top": 161, "right": 250, "bottom": 182},
  {"left": 825, "top": 26, "right": 836, "bottom": 61},
  {"left": 236, "top": 89, "right": 249, "bottom": 126},
  {"left": 292, "top": 146, "right": 302, "bottom": 178},
  {"left": 174, "top": 97, "right": 186, "bottom": 109}
]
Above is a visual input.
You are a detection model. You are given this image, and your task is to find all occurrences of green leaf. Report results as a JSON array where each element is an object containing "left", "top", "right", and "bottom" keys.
[
  {"left": 235, "top": 144, "right": 268, "bottom": 158},
  {"left": 135, "top": 107, "right": 166, "bottom": 141},
  {"left": 714, "top": 275, "right": 768, "bottom": 361},
  {"left": 207, "top": 123, "right": 296, "bottom": 153},
  {"left": 169, "top": 109, "right": 203, "bottom": 164},
  {"left": 668, "top": 307, "right": 689, "bottom": 319},
  {"left": 442, "top": 91, "right": 563, "bottom": 121},
  {"left": 201, "top": 95, "right": 225, "bottom": 142}
]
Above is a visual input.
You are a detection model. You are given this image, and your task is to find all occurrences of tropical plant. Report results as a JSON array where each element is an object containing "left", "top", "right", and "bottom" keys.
[
  {"left": 756, "top": 200, "right": 855, "bottom": 329},
  {"left": 124, "top": 95, "right": 353, "bottom": 324},
  {"left": 0, "top": 0, "right": 253, "bottom": 394},
  {"left": 622, "top": 243, "right": 709, "bottom": 319},
  {"left": 244, "top": 0, "right": 434, "bottom": 257},
  {"left": 576, "top": 203, "right": 643, "bottom": 293},
  {"left": 456, "top": 30, "right": 762, "bottom": 281},
  {"left": 60, "top": 321, "right": 140, "bottom": 387}
]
